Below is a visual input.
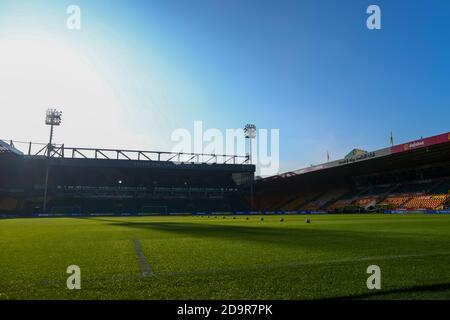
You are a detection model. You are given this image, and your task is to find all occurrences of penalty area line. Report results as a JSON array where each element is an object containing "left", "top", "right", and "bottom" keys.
[{"left": 132, "top": 239, "right": 154, "bottom": 278}]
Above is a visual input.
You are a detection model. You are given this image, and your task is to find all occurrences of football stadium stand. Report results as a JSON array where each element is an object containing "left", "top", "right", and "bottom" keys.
[
  {"left": 401, "top": 194, "right": 448, "bottom": 210},
  {"left": 377, "top": 195, "right": 410, "bottom": 209},
  {"left": 302, "top": 187, "right": 349, "bottom": 210},
  {"left": 1, "top": 131, "right": 450, "bottom": 215},
  {"left": 279, "top": 191, "right": 320, "bottom": 211},
  {"left": 327, "top": 199, "right": 353, "bottom": 211},
  {"left": 255, "top": 132, "right": 450, "bottom": 213},
  {"left": 0, "top": 140, "right": 255, "bottom": 215}
]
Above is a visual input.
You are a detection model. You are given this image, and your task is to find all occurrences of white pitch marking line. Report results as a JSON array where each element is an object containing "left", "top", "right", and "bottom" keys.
[{"left": 132, "top": 239, "right": 154, "bottom": 278}]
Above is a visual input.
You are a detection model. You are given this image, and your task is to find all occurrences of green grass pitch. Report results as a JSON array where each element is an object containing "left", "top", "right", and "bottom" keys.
[{"left": 1, "top": 214, "right": 450, "bottom": 300}]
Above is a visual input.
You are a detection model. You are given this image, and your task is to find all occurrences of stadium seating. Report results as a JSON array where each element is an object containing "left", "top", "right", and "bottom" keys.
[
  {"left": 352, "top": 197, "right": 377, "bottom": 208},
  {"left": 281, "top": 191, "right": 320, "bottom": 211},
  {"left": 0, "top": 197, "right": 18, "bottom": 211},
  {"left": 266, "top": 195, "right": 297, "bottom": 211},
  {"left": 303, "top": 187, "right": 349, "bottom": 210},
  {"left": 377, "top": 195, "right": 411, "bottom": 208},
  {"left": 402, "top": 194, "right": 449, "bottom": 210},
  {"left": 327, "top": 199, "right": 353, "bottom": 210},
  {"left": 253, "top": 195, "right": 280, "bottom": 211},
  {"left": 304, "top": 179, "right": 450, "bottom": 211},
  {"left": 393, "top": 181, "right": 435, "bottom": 194},
  {"left": 372, "top": 179, "right": 450, "bottom": 210}
]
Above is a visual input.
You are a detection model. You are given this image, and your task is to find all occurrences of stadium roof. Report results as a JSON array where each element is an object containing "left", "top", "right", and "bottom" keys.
[
  {"left": 0, "top": 140, "right": 23, "bottom": 156},
  {"left": 0, "top": 139, "right": 250, "bottom": 166},
  {"left": 262, "top": 132, "right": 450, "bottom": 182},
  {"left": 0, "top": 139, "right": 255, "bottom": 173}
]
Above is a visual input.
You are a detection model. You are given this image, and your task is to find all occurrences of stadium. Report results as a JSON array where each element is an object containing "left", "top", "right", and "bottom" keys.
[
  {"left": 1, "top": 132, "right": 449, "bottom": 217},
  {"left": 1, "top": 129, "right": 450, "bottom": 300},
  {"left": 1, "top": 0, "right": 450, "bottom": 304}
]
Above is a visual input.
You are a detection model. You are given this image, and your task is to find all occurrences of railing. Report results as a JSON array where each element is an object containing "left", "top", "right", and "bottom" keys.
[
  {"left": 0, "top": 139, "right": 24, "bottom": 155},
  {"left": 1, "top": 140, "right": 250, "bottom": 165}
]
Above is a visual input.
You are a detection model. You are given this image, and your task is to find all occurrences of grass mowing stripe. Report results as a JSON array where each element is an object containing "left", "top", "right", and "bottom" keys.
[
  {"left": 3, "top": 251, "right": 449, "bottom": 290},
  {"left": 132, "top": 239, "right": 153, "bottom": 278},
  {"left": 156, "top": 250, "right": 450, "bottom": 277}
]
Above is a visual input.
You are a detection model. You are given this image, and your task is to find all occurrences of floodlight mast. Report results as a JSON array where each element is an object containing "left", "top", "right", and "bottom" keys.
[
  {"left": 43, "top": 109, "right": 62, "bottom": 213},
  {"left": 244, "top": 124, "right": 256, "bottom": 211},
  {"left": 244, "top": 124, "right": 256, "bottom": 164}
]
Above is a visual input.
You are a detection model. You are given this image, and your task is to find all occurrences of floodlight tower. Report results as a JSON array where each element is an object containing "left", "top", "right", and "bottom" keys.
[
  {"left": 244, "top": 124, "right": 256, "bottom": 164},
  {"left": 244, "top": 124, "right": 256, "bottom": 211},
  {"left": 45, "top": 109, "right": 62, "bottom": 156},
  {"left": 43, "top": 109, "right": 62, "bottom": 213}
]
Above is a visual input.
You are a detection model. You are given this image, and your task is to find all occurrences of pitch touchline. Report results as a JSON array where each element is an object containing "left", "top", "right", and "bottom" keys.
[
  {"left": 155, "top": 251, "right": 450, "bottom": 277},
  {"left": 132, "top": 239, "right": 154, "bottom": 278}
]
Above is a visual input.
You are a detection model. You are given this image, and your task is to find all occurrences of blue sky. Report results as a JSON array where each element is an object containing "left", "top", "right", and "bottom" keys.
[{"left": 0, "top": 0, "right": 449, "bottom": 173}]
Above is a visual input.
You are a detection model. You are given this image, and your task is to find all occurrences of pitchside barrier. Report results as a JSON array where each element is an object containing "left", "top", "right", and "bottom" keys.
[
  {"left": 384, "top": 209, "right": 450, "bottom": 214},
  {"left": 1, "top": 210, "right": 450, "bottom": 219},
  {"left": 5, "top": 211, "right": 308, "bottom": 218},
  {"left": 0, "top": 214, "right": 18, "bottom": 219},
  {"left": 30, "top": 212, "right": 166, "bottom": 218}
]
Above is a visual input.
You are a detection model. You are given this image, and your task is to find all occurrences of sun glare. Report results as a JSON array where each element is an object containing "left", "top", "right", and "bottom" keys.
[{"left": 0, "top": 34, "right": 150, "bottom": 149}]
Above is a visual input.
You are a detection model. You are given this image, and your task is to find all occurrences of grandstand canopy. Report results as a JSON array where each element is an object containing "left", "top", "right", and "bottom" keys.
[{"left": 258, "top": 132, "right": 450, "bottom": 189}]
